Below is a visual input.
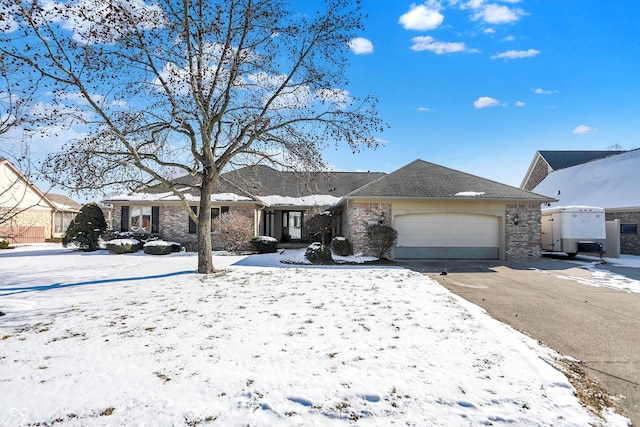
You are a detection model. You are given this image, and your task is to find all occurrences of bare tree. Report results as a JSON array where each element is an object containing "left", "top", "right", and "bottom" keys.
[
  {"left": 0, "top": 0, "right": 385, "bottom": 272},
  {"left": 1, "top": 53, "right": 47, "bottom": 237}
]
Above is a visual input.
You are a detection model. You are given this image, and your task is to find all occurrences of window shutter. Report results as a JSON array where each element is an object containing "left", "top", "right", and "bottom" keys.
[
  {"left": 211, "top": 207, "right": 220, "bottom": 220},
  {"left": 121, "top": 206, "right": 129, "bottom": 232},
  {"left": 151, "top": 206, "right": 160, "bottom": 234},
  {"left": 188, "top": 206, "right": 197, "bottom": 234}
]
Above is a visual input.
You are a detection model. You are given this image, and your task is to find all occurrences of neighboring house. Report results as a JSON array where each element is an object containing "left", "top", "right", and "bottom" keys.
[
  {"left": 105, "top": 159, "right": 554, "bottom": 260},
  {"left": 47, "top": 194, "right": 83, "bottom": 238},
  {"left": 0, "top": 158, "right": 82, "bottom": 243},
  {"left": 531, "top": 149, "right": 640, "bottom": 255},
  {"left": 520, "top": 150, "right": 626, "bottom": 191}
]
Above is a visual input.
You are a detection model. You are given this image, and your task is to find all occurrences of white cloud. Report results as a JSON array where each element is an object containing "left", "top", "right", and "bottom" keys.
[
  {"left": 502, "top": 35, "right": 515, "bottom": 41},
  {"left": 473, "top": 4, "right": 524, "bottom": 24},
  {"left": 572, "top": 125, "right": 596, "bottom": 135},
  {"left": 410, "top": 36, "right": 472, "bottom": 54},
  {"left": 483, "top": 28, "right": 496, "bottom": 34},
  {"left": 532, "top": 88, "right": 558, "bottom": 95},
  {"left": 462, "top": 0, "right": 485, "bottom": 10},
  {"left": 515, "top": 101, "right": 526, "bottom": 107},
  {"left": 399, "top": 2, "right": 444, "bottom": 31},
  {"left": 491, "top": 48, "right": 540, "bottom": 60},
  {"left": 417, "top": 107, "right": 435, "bottom": 112},
  {"left": 473, "top": 96, "right": 500, "bottom": 109},
  {"left": 348, "top": 37, "right": 374, "bottom": 55}
]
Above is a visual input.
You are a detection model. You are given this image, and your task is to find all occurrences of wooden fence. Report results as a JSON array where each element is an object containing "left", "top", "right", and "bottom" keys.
[{"left": 0, "top": 226, "right": 46, "bottom": 244}]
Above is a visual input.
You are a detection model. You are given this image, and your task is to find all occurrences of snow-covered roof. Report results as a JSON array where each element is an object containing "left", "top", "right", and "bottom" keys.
[
  {"left": 109, "top": 191, "right": 254, "bottom": 203},
  {"left": 533, "top": 149, "right": 640, "bottom": 209},
  {"left": 257, "top": 194, "right": 341, "bottom": 207}
]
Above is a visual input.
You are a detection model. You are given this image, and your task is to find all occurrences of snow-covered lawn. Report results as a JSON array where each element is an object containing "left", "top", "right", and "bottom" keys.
[{"left": 0, "top": 245, "right": 629, "bottom": 426}]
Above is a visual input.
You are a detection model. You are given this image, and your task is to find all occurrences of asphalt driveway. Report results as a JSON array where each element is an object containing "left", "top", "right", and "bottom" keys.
[{"left": 398, "top": 256, "right": 640, "bottom": 425}]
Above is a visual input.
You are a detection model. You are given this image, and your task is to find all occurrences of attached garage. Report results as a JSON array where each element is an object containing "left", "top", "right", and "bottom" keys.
[
  {"left": 339, "top": 160, "right": 555, "bottom": 260},
  {"left": 393, "top": 213, "right": 500, "bottom": 259}
]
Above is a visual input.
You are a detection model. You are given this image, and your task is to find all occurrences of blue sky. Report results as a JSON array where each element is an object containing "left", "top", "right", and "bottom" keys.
[
  {"left": 4, "top": 0, "right": 639, "bottom": 199},
  {"left": 326, "top": 0, "right": 640, "bottom": 187}
]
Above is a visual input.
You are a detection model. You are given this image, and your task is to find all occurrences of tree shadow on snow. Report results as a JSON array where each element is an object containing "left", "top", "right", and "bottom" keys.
[{"left": 0, "top": 270, "right": 196, "bottom": 296}]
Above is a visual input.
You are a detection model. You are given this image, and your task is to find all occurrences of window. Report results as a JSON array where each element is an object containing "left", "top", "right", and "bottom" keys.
[
  {"left": 621, "top": 223, "right": 638, "bottom": 234},
  {"left": 130, "top": 206, "right": 151, "bottom": 232},
  {"left": 189, "top": 206, "right": 229, "bottom": 233},
  {"left": 121, "top": 205, "right": 159, "bottom": 233},
  {"left": 54, "top": 212, "right": 75, "bottom": 234}
]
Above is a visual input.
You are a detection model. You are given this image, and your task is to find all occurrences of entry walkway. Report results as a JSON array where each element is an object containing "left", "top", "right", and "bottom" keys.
[{"left": 399, "top": 257, "right": 640, "bottom": 424}]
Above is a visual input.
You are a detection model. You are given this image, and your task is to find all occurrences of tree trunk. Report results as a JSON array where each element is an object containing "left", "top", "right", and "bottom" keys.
[{"left": 196, "top": 175, "right": 215, "bottom": 273}]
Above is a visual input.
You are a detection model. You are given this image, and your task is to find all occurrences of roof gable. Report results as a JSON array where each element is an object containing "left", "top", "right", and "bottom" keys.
[
  {"left": 1, "top": 159, "right": 56, "bottom": 210},
  {"left": 347, "top": 159, "right": 553, "bottom": 202},
  {"left": 533, "top": 149, "right": 640, "bottom": 209}
]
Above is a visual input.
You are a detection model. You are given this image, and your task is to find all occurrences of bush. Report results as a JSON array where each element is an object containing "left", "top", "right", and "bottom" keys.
[
  {"left": 251, "top": 236, "right": 278, "bottom": 253},
  {"left": 103, "top": 231, "right": 155, "bottom": 245},
  {"left": 305, "top": 242, "right": 332, "bottom": 264},
  {"left": 331, "top": 236, "right": 353, "bottom": 256},
  {"left": 106, "top": 238, "right": 140, "bottom": 254},
  {"left": 213, "top": 211, "right": 254, "bottom": 252},
  {"left": 62, "top": 203, "right": 108, "bottom": 251},
  {"left": 367, "top": 224, "right": 398, "bottom": 259},
  {"left": 0, "top": 239, "right": 9, "bottom": 250},
  {"left": 143, "top": 240, "right": 180, "bottom": 255}
]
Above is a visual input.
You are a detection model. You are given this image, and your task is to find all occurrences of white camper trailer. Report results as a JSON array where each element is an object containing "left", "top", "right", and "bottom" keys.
[{"left": 541, "top": 206, "right": 606, "bottom": 257}]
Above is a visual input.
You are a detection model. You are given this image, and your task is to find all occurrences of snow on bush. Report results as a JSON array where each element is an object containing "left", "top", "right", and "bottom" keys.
[
  {"left": 251, "top": 236, "right": 279, "bottom": 253},
  {"left": 143, "top": 240, "right": 182, "bottom": 255},
  {"left": 331, "top": 236, "right": 353, "bottom": 256},
  {"left": 305, "top": 242, "right": 332, "bottom": 263},
  {"left": 105, "top": 238, "right": 140, "bottom": 254}
]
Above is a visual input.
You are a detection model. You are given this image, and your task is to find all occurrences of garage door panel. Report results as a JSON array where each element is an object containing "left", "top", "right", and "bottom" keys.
[{"left": 394, "top": 213, "right": 499, "bottom": 259}]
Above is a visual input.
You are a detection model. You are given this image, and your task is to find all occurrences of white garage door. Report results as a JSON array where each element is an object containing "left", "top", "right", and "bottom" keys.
[{"left": 394, "top": 213, "right": 500, "bottom": 259}]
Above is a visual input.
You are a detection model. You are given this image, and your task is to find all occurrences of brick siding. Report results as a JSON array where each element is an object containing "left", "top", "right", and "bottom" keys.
[
  {"left": 342, "top": 202, "right": 392, "bottom": 257},
  {"left": 111, "top": 203, "right": 255, "bottom": 251},
  {"left": 605, "top": 210, "right": 640, "bottom": 255},
  {"left": 505, "top": 204, "right": 543, "bottom": 259},
  {"left": 523, "top": 157, "right": 550, "bottom": 191}
]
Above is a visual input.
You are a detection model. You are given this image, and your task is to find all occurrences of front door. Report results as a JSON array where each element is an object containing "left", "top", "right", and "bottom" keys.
[{"left": 283, "top": 211, "right": 303, "bottom": 241}]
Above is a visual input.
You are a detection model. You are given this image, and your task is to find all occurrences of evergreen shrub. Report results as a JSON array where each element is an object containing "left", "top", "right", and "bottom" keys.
[
  {"left": 62, "top": 203, "right": 107, "bottom": 251},
  {"left": 331, "top": 236, "right": 353, "bottom": 256},
  {"left": 251, "top": 236, "right": 278, "bottom": 253},
  {"left": 106, "top": 239, "right": 140, "bottom": 254},
  {"left": 305, "top": 242, "right": 332, "bottom": 264}
]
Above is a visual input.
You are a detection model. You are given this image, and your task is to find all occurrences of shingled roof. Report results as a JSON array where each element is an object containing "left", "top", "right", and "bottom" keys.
[
  {"left": 219, "top": 165, "right": 386, "bottom": 198},
  {"left": 539, "top": 150, "right": 626, "bottom": 171},
  {"left": 344, "top": 159, "right": 554, "bottom": 202},
  {"left": 113, "top": 165, "right": 386, "bottom": 202},
  {"left": 45, "top": 193, "right": 83, "bottom": 211}
]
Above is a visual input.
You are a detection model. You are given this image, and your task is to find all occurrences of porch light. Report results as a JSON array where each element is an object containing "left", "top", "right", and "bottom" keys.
[
  {"left": 513, "top": 213, "right": 519, "bottom": 225},
  {"left": 379, "top": 212, "right": 385, "bottom": 224}
]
